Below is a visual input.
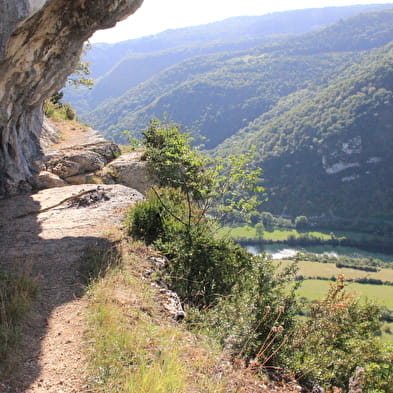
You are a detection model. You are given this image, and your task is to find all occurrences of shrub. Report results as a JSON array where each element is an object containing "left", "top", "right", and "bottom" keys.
[
  {"left": 127, "top": 188, "right": 253, "bottom": 307},
  {"left": 261, "top": 211, "right": 274, "bottom": 226},
  {"left": 285, "top": 276, "right": 388, "bottom": 391},
  {"left": 63, "top": 103, "right": 76, "bottom": 120},
  {"left": 159, "top": 227, "right": 253, "bottom": 307},
  {"left": 255, "top": 222, "right": 264, "bottom": 239},
  {"left": 142, "top": 119, "right": 212, "bottom": 200},
  {"left": 201, "top": 255, "right": 299, "bottom": 362},
  {"left": 294, "top": 215, "right": 309, "bottom": 230},
  {"left": 126, "top": 188, "right": 191, "bottom": 244},
  {"left": 126, "top": 190, "right": 166, "bottom": 245},
  {"left": 43, "top": 97, "right": 76, "bottom": 121},
  {"left": 364, "top": 344, "right": 393, "bottom": 392}
]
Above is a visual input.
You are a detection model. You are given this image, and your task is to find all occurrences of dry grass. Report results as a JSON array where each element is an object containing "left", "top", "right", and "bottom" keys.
[
  {"left": 84, "top": 239, "right": 300, "bottom": 393},
  {"left": 0, "top": 271, "right": 38, "bottom": 361}
]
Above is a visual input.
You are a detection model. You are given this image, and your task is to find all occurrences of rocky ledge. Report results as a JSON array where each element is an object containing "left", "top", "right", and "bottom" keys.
[{"left": 35, "top": 121, "right": 152, "bottom": 195}]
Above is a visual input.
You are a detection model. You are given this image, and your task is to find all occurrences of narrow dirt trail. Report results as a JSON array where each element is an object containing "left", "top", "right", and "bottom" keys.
[
  {"left": 49, "top": 119, "right": 105, "bottom": 149},
  {"left": 0, "top": 185, "right": 143, "bottom": 393},
  {"left": 0, "top": 125, "right": 143, "bottom": 392}
]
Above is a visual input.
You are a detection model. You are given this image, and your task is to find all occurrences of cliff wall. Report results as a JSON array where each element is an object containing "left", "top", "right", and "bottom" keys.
[{"left": 0, "top": 0, "right": 143, "bottom": 196}]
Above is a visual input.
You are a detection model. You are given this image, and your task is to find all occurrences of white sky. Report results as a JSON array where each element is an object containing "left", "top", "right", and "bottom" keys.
[{"left": 91, "top": 0, "right": 393, "bottom": 43}]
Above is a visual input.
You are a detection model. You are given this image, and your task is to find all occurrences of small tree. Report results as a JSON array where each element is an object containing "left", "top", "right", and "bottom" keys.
[
  {"left": 141, "top": 119, "right": 264, "bottom": 231},
  {"left": 255, "top": 222, "right": 264, "bottom": 240},
  {"left": 261, "top": 211, "right": 274, "bottom": 227},
  {"left": 129, "top": 119, "right": 266, "bottom": 307},
  {"left": 294, "top": 215, "right": 309, "bottom": 230},
  {"left": 44, "top": 42, "right": 93, "bottom": 119},
  {"left": 66, "top": 42, "right": 94, "bottom": 89}
]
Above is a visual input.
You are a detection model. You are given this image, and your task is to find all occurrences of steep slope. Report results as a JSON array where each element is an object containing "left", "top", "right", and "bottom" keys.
[
  {"left": 216, "top": 43, "right": 393, "bottom": 221},
  {"left": 84, "top": 8, "right": 393, "bottom": 148},
  {"left": 98, "top": 52, "right": 359, "bottom": 147}
]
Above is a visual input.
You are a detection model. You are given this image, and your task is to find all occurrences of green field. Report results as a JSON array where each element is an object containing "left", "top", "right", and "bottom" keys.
[
  {"left": 298, "top": 279, "right": 393, "bottom": 309},
  {"left": 220, "top": 224, "right": 386, "bottom": 243},
  {"left": 275, "top": 260, "right": 393, "bottom": 283},
  {"left": 220, "top": 226, "right": 333, "bottom": 241}
]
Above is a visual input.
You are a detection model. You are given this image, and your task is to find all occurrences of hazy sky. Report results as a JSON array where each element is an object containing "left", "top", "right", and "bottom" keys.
[{"left": 91, "top": 0, "right": 393, "bottom": 43}]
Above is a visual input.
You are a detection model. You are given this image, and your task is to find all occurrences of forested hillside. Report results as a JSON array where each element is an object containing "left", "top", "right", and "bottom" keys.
[
  {"left": 64, "top": 5, "right": 393, "bottom": 223},
  {"left": 216, "top": 42, "right": 393, "bottom": 220},
  {"left": 80, "top": 8, "right": 393, "bottom": 148}
]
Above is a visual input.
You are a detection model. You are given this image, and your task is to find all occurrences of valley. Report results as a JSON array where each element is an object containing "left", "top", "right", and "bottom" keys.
[
  {"left": 64, "top": 4, "right": 393, "bottom": 225},
  {"left": 3, "top": 1, "right": 393, "bottom": 392},
  {"left": 63, "top": 7, "right": 393, "bottom": 346},
  {"left": 234, "top": 227, "right": 393, "bottom": 343}
]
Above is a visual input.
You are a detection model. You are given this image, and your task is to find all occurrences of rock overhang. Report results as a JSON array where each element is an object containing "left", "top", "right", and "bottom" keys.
[{"left": 0, "top": 0, "right": 144, "bottom": 197}]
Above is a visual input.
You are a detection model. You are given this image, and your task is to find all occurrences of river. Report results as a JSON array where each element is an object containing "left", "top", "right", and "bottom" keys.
[{"left": 245, "top": 243, "right": 393, "bottom": 263}]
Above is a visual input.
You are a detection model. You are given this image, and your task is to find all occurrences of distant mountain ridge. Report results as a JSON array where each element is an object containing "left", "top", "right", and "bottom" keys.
[
  {"left": 85, "top": 4, "right": 392, "bottom": 78},
  {"left": 65, "top": 4, "right": 393, "bottom": 114}
]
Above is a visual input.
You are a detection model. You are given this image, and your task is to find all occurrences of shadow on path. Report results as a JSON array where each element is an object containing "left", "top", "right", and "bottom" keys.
[{"left": 0, "top": 184, "right": 142, "bottom": 392}]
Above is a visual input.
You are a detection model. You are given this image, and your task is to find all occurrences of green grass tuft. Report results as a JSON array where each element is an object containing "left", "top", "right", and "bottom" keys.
[{"left": 0, "top": 272, "right": 38, "bottom": 361}]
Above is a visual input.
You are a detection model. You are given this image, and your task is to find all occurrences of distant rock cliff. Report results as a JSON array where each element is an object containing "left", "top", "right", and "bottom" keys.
[{"left": 0, "top": 0, "right": 143, "bottom": 197}]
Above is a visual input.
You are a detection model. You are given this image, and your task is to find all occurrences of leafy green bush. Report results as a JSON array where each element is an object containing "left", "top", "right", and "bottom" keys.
[
  {"left": 126, "top": 187, "right": 191, "bottom": 244},
  {"left": 128, "top": 188, "right": 299, "bottom": 366},
  {"left": 294, "top": 215, "right": 309, "bottom": 230},
  {"left": 141, "top": 119, "right": 263, "bottom": 224},
  {"left": 43, "top": 94, "right": 76, "bottom": 121},
  {"left": 127, "top": 187, "right": 253, "bottom": 307},
  {"left": 195, "top": 255, "right": 299, "bottom": 365},
  {"left": 126, "top": 190, "right": 166, "bottom": 245},
  {"left": 142, "top": 119, "right": 212, "bottom": 201},
  {"left": 364, "top": 344, "right": 393, "bottom": 392},
  {"left": 158, "top": 226, "right": 253, "bottom": 307}
]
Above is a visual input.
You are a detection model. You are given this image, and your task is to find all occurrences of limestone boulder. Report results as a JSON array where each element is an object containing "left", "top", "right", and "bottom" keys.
[
  {"left": 48, "top": 160, "right": 82, "bottom": 179},
  {"left": 46, "top": 149, "right": 107, "bottom": 179},
  {"left": 36, "top": 171, "right": 67, "bottom": 189},
  {"left": 100, "top": 152, "right": 154, "bottom": 194},
  {"left": 64, "top": 151, "right": 107, "bottom": 173},
  {"left": 76, "top": 142, "right": 121, "bottom": 162},
  {"left": 65, "top": 173, "right": 99, "bottom": 186}
]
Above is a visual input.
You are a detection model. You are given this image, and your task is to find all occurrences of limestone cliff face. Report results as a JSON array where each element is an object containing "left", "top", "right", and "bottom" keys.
[{"left": 0, "top": 0, "right": 143, "bottom": 197}]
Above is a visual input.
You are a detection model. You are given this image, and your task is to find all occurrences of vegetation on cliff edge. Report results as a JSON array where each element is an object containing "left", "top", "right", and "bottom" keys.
[{"left": 125, "top": 121, "right": 393, "bottom": 391}]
